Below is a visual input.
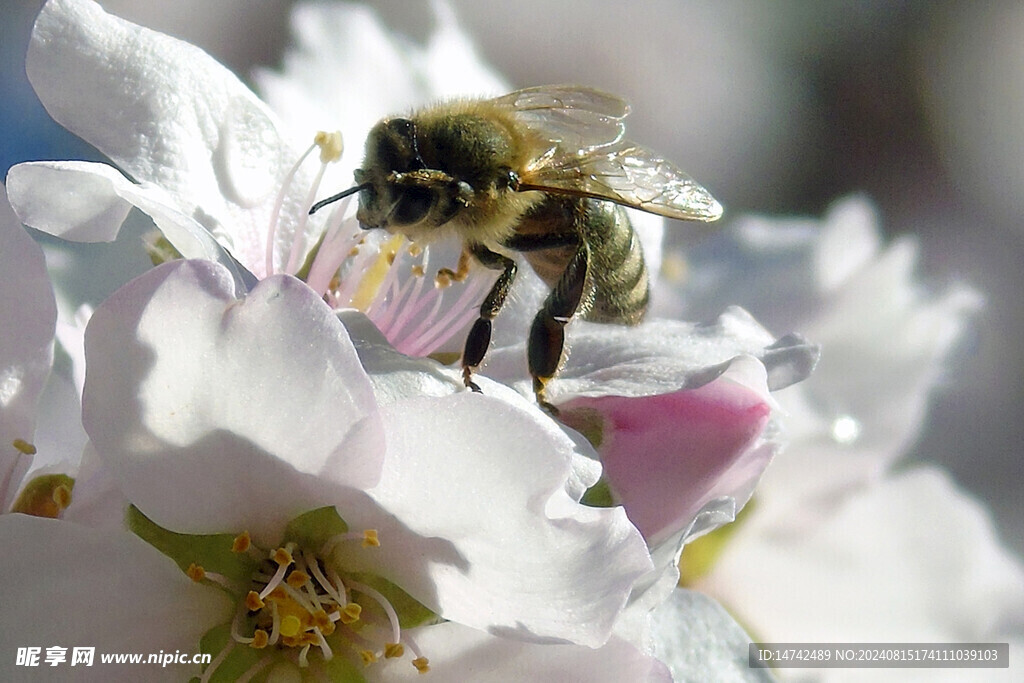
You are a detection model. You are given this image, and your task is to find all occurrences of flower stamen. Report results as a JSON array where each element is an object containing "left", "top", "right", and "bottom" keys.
[
  {"left": 258, "top": 546, "right": 294, "bottom": 600},
  {"left": 321, "top": 529, "right": 382, "bottom": 557},
  {"left": 186, "top": 563, "right": 206, "bottom": 582},
  {"left": 232, "top": 531, "right": 251, "bottom": 553},
  {"left": 404, "top": 632, "right": 431, "bottom": 674},
  {"left": 199, "top": 638, "right": 236, "bottom": 683},
  {"left": 347, "top": 579, "right": 402, "bottom": 646},
  {"left": 265, "top": 131, "right": 342, "bottom": 278},
  {"left": 195, "top": 512, "right": 432, "bottom": 674},
  {"left": 266, "top": 142, "right": 317, "bottom": 277}
]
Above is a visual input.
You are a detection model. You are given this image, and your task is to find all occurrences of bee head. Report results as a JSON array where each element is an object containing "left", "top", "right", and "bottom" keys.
[
  {"left": 348, "top": 117, "right": 473, "bottom": 238},
  {"left": 309, "top": 117, "right": 475, "bottom": 238}
]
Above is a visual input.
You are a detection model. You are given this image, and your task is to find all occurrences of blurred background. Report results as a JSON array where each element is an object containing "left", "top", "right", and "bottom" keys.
[{"left": 2, "top": 0, "right": 1021, "bottom": 553}]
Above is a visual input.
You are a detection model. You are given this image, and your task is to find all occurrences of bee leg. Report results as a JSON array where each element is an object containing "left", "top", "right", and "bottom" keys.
[
  {"left": 528, "top": 245, "right": 590, "bottom": 415},
  {"left": 461, "top": 245, "right": 517, "bottom": 392}
]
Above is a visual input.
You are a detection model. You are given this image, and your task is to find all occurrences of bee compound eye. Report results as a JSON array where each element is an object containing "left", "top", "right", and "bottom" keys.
[
  {"left": 386, "top": 118, "right": 415, "bottom": 136},
  {"left": 392, "top": 187, "right": 435, "bottom": 225}
]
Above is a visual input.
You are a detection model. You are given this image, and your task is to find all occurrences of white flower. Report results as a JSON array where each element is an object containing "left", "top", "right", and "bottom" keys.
[
  {"left": 674, "top": 197, "right": 1024, "bottom": 681},
  {"left": 3, "top": 256, "right": 658, "bottom": 680},
  {"left": 10, "top": 0, "right": 817, "bottom": 560},
  {"left": 5, "top": 0, "right": 821, "bottom": 679},
  {"left": 0, "top": 183, "right": 56, "bottom": 510},
  {"left": 0, "top": 183, "right": 90, "bottom": 521}
]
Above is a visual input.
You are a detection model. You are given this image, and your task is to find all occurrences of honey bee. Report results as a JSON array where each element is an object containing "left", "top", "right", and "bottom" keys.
[{"left": 310, "top": 85, "right": 722, "bottom": 412}]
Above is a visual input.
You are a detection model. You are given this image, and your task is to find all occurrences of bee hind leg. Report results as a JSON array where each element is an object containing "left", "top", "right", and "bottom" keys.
[
  {"left": 461, "top": 245, "right": 517, "bottom": 392},
  {"left": 528, "top": 245, "right": 590, "bottom": 415}
]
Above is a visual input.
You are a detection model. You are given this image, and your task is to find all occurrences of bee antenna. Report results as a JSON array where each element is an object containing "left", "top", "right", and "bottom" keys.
[{"left": 309, "top": 183, "right": 372, "bottom": 215}]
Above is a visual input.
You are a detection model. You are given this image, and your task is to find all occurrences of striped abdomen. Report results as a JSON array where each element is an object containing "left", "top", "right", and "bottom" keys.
[{"left": 514, "top": 196, "right": 649, "bottom": 326}]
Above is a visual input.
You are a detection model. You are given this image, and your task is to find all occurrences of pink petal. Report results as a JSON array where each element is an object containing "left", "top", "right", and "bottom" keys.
[{"left": 562, "top": 360, "right": 772, "bottom": 544}]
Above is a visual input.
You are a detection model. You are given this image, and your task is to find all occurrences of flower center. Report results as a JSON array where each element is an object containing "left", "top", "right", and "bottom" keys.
[
  {"left": 9, "top": 471, "right": 74, "bottom": 519},
  {"left": 129, "top": 506, "right": 432, "bottom": 680}
]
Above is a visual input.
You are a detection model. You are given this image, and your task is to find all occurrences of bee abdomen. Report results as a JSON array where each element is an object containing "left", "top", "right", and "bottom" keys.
[{"left": 581, "top": 201, "right": 649, "bottom": 325}]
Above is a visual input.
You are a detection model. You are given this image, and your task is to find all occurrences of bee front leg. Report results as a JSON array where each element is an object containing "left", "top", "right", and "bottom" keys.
[
  {"left": 528, "top": 245, "right": 590, "bottom": 414},
  {"left": 462, "top": 245, "right": 517, "bottom": 392}
]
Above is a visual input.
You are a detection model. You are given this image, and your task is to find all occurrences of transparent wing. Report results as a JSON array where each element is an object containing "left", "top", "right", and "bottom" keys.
[
  {"left": 489, "top": 85, "right": 630, "bottom": 152},
  {"left": 519, "top": 140, "right": 723, "bottom": 222}
]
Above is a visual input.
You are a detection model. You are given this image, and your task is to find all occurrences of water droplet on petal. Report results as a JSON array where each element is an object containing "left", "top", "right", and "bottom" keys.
[{"left": 830, "top": 414, "right": 861, "bottom": 444}]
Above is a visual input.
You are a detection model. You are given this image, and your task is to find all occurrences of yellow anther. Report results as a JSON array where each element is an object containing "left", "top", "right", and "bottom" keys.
[
  {"left": 312, "top": 609, "right": 334, "bottom": 635},
  {"left": 386, "top": 250, "right": 397, "bottom": 266},
  {"left": 286, "top": 570, "right": 310, "bottom": 588},
  {"left": 51, "top": 484, "right": 72, "bottom": 511},
  {"left": 268, "top": 586, "right": 287, "bottom": 601},
  {"left": 272, "top": 547, "right": 294, "bottom": 566},
  {"left": 245, "top": 591, "right": 265, "bottom": 611},
  {"left": 232, "top": 531, "right": 251, "bottom": 553},
  {"left": 411, "top": 264, "right": 425, "bottom": 277},
  {"left": 12, "top": 438, "right": 37, "bottom": 455},
  {"left": 250, "top": 630, "right": 269, "bottom": 649},
  {"left": 340, "top": 602, "right": 362, "bottom": 624},
  {"left": 348, "top": 246, "right": 360, "bottom": 257},
  {"left": 186, "top": 563, "right": 206, "bottom": 583},
  {"left": 314, "top": 131, "right": 344, "bottom": 163},
  {"left": 384, "top": 643, "right": 405, "bottom": 659},
  {"left": 284, "top": 632, "right": 317, "bottom": 648},
  {"left": 435, "top": 270, "right": 453, "bottom": 289},
  {"left": 413, "top": 657, "right": 431, "bottom": 673},
  {"left": 280, "top": 614, "right": 302, "bottom": 638},
  {"left": 362, "top": 529, "right": 380, "bottom": 548},
  {"left": 360, "top": 650, "right": 378, "bottom": 666},
  {"left": 408, "top": 244, "right": 422, "bottom": 257}
]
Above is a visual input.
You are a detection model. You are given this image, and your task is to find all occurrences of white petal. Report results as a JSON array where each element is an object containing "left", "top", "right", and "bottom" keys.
[
  {"left": 256, "top": 1, "right": 508, "bottom": 193},
  {"left": 486, "top": 307, "right": 815, "bottom": 403},
  {"left": 813, "top": 196, "right": 882, "bottom": 292},
  {"left": 796, "top": 234, "right": 981, "bottom": 459},
  {"left": 336, "top": 309, "right": 466, "bottom": 405},
  {"left": 701, "top": 468, "right": 1024, "bottom": 646},
  {"left": 668, "top": 196, "right": 979, "bottom": 468},
  {"left": 63, "top": 440, "right": 129, "bottom": 530},
  {"left": 7, "top": 161, "right": 130, "bottom": 242},
  {"left": 0, "top": 514, "right": 229, "bottom": 682},
  {"left": 255, "top": 2, "right": 431, "bottom": 188},
  {"left": 651, "top": 589, "right": 771, "bottom": 683},
  {"left": 82, "top": 260, "right": 383, "bottom": 539},
  {"left": 7, "top": 162, "right": 251, "bottom": 291},
  {"left": 336, "top": 309, "right": 605, "bottom": 501},
  {"left": 0, "top": 186, "right": 57, "bottom": 510},
  {"left": 419, "top": 0, "right": 510, "bottom": 98},
  {"left": 28, "top": 0, "right": 312, "bottom": 277},
  {"left": 355, "top": 392, "right": 652, "bottom": 647},
  {"left": 20, "top": 370, "right": 87, "bottom": 483},
  {"left": 370, "top": 622, "right": 671, "bottom": 682}
]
